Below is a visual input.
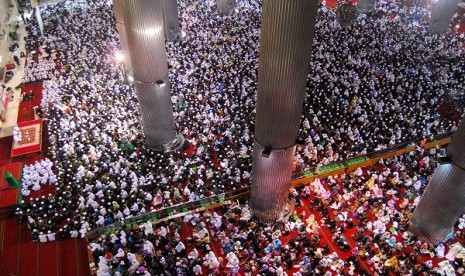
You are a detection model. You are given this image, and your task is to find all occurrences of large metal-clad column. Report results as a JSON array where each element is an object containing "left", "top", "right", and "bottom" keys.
[
  {"left": 113, "top": 0, "right": 133, "bottom": 76},
  {"left": 430, "top": 0, "right": 459, "bottom": 33},
  {"left": 409, "top": 117, "right": 465, "bottom": 244},
  {"left": 250, "top": 0, "right": 319, "bottom": 222},
  {"left": 162, "top": 0, "right": 181, "bottom": 41},
  {"left": 217, "top": 0, "right": 235, "bottom": 15},
  {"left": 122, "top": 0, "right": 177, "bottom": 149}
]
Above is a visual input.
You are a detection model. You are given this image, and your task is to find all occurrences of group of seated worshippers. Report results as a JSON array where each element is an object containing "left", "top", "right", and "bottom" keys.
[
  {"left": 22, "top": 55, "right": 57, "bottom": 83},
  {"left": 88, "top": 146, "right": 465, "bottom": 275},
  {"left": 294, "top": 2, "right": 464, "bottom": 170},
  {"left": 20, "top": 158, "right": 57, "bottom": 197},
  {"left": 15, "top": 0, "right": 464, "bottom": 244}
]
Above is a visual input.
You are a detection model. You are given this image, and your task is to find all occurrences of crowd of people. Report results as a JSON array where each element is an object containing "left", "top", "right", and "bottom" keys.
[
  {"left": 20, "top": 158, "right": 57, "bottom": 197},
  {"left": 13, "top": 0, "right": 464, "bottom": 253},
  {"left": 88, "top": 145, "right": 465, "bottom": 275},
  {"left": 22, "top": 54, "right": 58, "bottom": 83},
  {"left": 296, "top": 1, "right": 465, "bottom": 169}
]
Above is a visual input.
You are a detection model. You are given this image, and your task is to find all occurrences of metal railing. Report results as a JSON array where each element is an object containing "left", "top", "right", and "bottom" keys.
[
  {"left": 86, "top": 131, "right": 454, "bottom": 239},
  {"left": 86, "top": 186, "right": 250, "bottom": 238},
  {"left": 291, "top": 131, "right": 454, "bottom": 181}
]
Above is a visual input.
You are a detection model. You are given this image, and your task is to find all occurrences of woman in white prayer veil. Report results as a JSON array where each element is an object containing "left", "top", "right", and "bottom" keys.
[{"left": 446, "top": 242, "right": 465, "bottom": 261}]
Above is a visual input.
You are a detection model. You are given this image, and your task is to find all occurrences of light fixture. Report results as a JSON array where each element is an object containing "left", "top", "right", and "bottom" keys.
[
  {"left": 156, "top": 80, "right": 166, "bottom": 88},
  {"left": 262, "top": 147, "right": 272, "bottom": 158},
  {"left": 438, "top": 156, "right": 451, "bottom": 165},
  {"left": 141, "top": 27, "right": 162, "bottom": 36},
  {"left": 115, "top": 52, "right": 124, "bottom": 63}
]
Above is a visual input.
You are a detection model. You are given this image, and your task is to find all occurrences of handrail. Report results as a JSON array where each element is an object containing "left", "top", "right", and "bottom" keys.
[
  {"left": 86, "top": 131, "right": 454, "bottom": 239},
  {"left": 291, "top": 131, "right": 454, "bottom": 181},
  {"left": 85, "top": 186, "right": 250, "bottom": 238}
]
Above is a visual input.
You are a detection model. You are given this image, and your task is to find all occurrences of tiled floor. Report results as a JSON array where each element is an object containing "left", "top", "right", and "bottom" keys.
[{"left": 0, "top": 9, "right": 29, "bottom": 138}]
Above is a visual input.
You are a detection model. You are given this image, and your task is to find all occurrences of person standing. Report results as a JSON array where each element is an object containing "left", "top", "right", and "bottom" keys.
[{"left": 13, "top": 55, "right": 20, "bottom": 66}]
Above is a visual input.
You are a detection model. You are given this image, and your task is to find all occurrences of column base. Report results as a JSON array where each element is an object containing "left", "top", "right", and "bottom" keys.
[
  {"left": 357, "top": 0, "right": 375, "bottom": 13},
  {"left": 166, "top": 30, "right": 187, "bottom": 42},
  {"left": 429, "top": 0, "right": 459, "bottom": 34},
  {"left": 165, "top": 30, "right": 182, "bottom": 42},
  {"left": 134, "top": 78, "right": 177, "bottom": 148},
  {"left": 250, "top": 141, "right": 295, "bottom": 223},
  {"left": 217, "top": 0, "right": 236, "bottom": 15},
  {"left": 409, "top": 163, "right": 465, "bottom": 244},
  {"left": 277, "top": 201, "right": 295, "bottom": 223},
  {"left": 163, "top": 133, "right": 185, "bottom": 153}
]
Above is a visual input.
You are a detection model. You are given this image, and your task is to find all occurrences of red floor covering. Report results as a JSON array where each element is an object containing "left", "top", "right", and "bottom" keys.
[
  {"left": 18, "top": 241, "right": 38, "bottom": 276},
  {"left": 2, "top": 3, "right": 465, "bottom": 276},
  {"left": 17, "top": 82, "right": 44, "bottom": 124},
  {"left": 169, "top": 186, "right": 452, "bottom": 275},
  {"left": 38, "top": 243, "right": 58, "bottom": 276},
  {"left": 0, "top": 215, "right": 91, "bottom": 276},
  {"left": 57, "top": 239, "right": 79, "bottom": 276},
  {"left": 174, "top": 205, "right": 347, "bottom": 275},
  {"left": 0, "top": 188, "right": 20, "bottom": 209},
  {"left": 11, "top": 119, "right": 43, "bottom": 157},
  {"left": 0, "top": 78, "right": 90, "bottom": 275}
]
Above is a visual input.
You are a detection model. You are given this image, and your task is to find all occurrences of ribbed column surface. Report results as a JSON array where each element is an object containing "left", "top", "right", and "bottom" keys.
[
  {"left": 115, "top": 20, "right": 133, "bottom": 74},
  {"left": 250, "top": 142, "right": 295, "bottom": 222},
  {"left": 446, "top": 116, "right": 465, "bottom": 169},
  {"left": 254, "top": 0, "right": 319, "bottom": 149},
  {"left": 429, "top": 0, "right": 459, "bottom": 33},
  {"left": 122, "top": 0, "right": 177, "bottom": 148},
  {"left": 113, "top": 0, "right": 124, "bottom": 23},
  {"left": 250, "top": 0, "right": 319, "bottom": 222},
  {"left": 135, "top": 78, "right": 176, "bottom": 147},
  {"left": 123, "top": 0, "right": 168, "bottom": 82},
  {"left": 357, "top": 0, "right": 376, "bottom": 13},
  {"left": 113, "top": 0, "right": 132, "bottom": 73},
  {"left": 409, "top": 164, "right": 465, "bottom": 244},
  {"left": 162, "top": 0, "right": 181, "bottom": 41},
  {"left": 217, "top": 0, "right": 235, "bottom": 15}
]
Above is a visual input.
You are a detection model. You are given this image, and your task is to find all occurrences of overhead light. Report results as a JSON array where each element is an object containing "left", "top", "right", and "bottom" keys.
[
  {"left": 115, "top": 52, "right": 124, "bottom": 63},
  {"left": 438, "top": 156, "right": 451, "bottom": 165},
  {"left": 141, "top": 27, "right": 162, "bottom": 36},
  {"left": 262, "top": 147, "right": 272, "bottom": 158},
  {"left": 156, "top": 80, "right": 166, "bottom": 88}
]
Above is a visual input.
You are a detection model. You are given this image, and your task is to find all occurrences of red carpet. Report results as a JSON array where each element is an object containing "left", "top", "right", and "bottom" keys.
[
  {"left": 17, "top": 83, "right": 43, "bottom": 123},
  {"left": 75, "top": 239, "right": 91, "bottom": 276},
  {"left": 38, "top": 243, "right": 58, "bottom": 276},
  {"left": 0, "top": 136, "right": 13, "bottom": 167},
  {"left": 0, "top": 246, "right": 19, "bottom": 274},
  {"left": 18, "top": 241, "right": 38, "bottom": 276},
  {"left": 0, "top": 218, "right": 21, "bottom": 275},
  {"left": 57, "top": 239, "right": 79, "bottom": 276},
  {"left": 11, "top": 119, "right": 43, "bottom": 157},
  {"left": 1, "top": 217, "right": 21, "bottom": 249},
  {"left": 1, "top": 2, "right": 464, "bottom": 276},
  {"left": 0, "top": 188, "right": 20, "bottom": 209},
  {"left": 0, "top": 73, "right": 68, "bottom": 276}
]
